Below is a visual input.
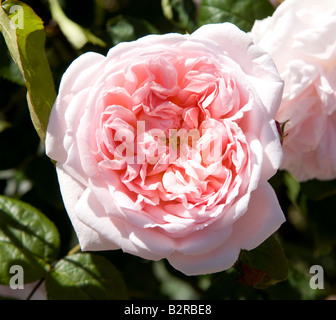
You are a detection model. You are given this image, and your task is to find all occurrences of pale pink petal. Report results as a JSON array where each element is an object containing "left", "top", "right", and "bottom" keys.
[
  {"left": 167, "top": 183, "right": 285, "bottom": 275},
  {"left": 235, "top": 182, "right": 285, "bottom": 250},
  {"left": 56, "top": 164, "right": 115, "bottom": 250},
  {"left": 167, "top": 236, "right": 240, "bottom": 276}
]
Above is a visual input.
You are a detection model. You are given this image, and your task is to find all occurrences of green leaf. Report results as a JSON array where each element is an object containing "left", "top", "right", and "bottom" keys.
[
  {"left": 201, "top": 268, "right": 262, "bottom": 299},
  {"left": 0, "top": 195, "right": 60, "bottom": 284},
  {"left": 48, "top": 0, "right": 106, "bottom": 49},
  {"left": 106, "top": 15, "right": 159, "bottom": 46},
  {"left": 238, "top": 235, "right": 289, "bottom": 289},
  {"left": 45, "top": 253, "right": 129, "bottom": 300},
  {"left": 0, "top": 35, "right": 24, "bottom": 85},
  {"left": 283, "top": 171, "right": 301, "bottom": 205},
  {"left": 161, "top": 0, "right": 196, "bottom": 33},
  {"left": 0, "top": 0, "right": 56, "bottom": 143},
  {"left": 198, "top": 0, "right": 274, "bottom": 32}
]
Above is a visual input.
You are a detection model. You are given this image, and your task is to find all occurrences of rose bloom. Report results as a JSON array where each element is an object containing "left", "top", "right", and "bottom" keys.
[
  {"left": 46, "top": 23, "right": 285, "bottom": 275},
  {"left": 251, "top": 0, "right": 336, "bottom": 181}
]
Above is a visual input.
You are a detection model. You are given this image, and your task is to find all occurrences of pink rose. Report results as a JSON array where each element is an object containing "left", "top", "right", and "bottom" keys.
[
  {"left": 252, "top": 0, "right": 336, "bottom": 181},
  {"left": 46, "top": 23, "right": 285, "bottom": 275}
]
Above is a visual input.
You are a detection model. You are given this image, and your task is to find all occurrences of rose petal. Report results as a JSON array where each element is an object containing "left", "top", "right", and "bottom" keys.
[{"left": 167, "top": 182, "right": 285, "bottom": 275}]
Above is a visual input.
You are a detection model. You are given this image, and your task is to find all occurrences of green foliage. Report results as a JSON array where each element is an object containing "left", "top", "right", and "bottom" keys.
[
  {"left": 0, "top": 196, "right": 128, "bottom": 300},
  {"left": 48, "top": 0, "right": 106, "bottom": 49},
  {"left": 0, "top": 35, "right": 24, "bottom": 85},
  {"left": 238, "top": 236, "right": 289, "bottom": 289},
  {"left": 0, "top": 0, "right": 56, "bottom": 143},
  {"left": 106, "top": 15, "right": 159, "bottom": 46},
  {"left": 45, "top": 253, "right": 129, "bottom": 300},
  {"left": 0, "top": 195, "right": 60, "bottom": 284},
  {"left": 162, "top": 0, "right": 196, "bottom": 33},
  {"left": 1, "top": 0, "right": 336, "bottom": 300},
  {"left": 198, "top": 0, "right": 274, "bottom": 32}
]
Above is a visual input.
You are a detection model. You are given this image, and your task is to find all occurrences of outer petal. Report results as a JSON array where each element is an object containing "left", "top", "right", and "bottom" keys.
[
  {"left": 45, "top": 52, "right": 105, "bottom": 162},
  {"left": 191, "top": 23, "right": 283, "bottom": 118},
  {"left": 235, "top": 182, "right": 285, "bottom": 250},
  {"left": 55, "top": 164, "right": 114, "bottom": 250},
  {"left": 167, "top": 182, "right": 285, "bottom": 275},
  {"left": 259, "top": 119, "right": 283, "bottom": 182},
  {"left": 73, "top": 185, "right": 177, "bottom": 260},
  {"left": 174, "top": 224, "right": 233, "bottom": 256},
  {"left": 58, "top": 52, "right": 106, "bottom": 97},
  {"left": 167, "top": 236, "right": 241, "bottom": 276},
  {"left": 45, "top": 95, "right": 68, "bottom": 163}
]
